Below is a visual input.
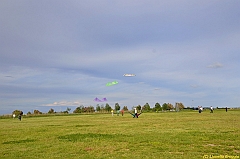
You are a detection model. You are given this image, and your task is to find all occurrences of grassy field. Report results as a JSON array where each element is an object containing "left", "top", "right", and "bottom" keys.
[{"left": 1, "top": 109, "right": 239, "bottom": 159}]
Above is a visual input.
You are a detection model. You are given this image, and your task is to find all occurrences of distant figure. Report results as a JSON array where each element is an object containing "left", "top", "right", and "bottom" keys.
[
  {"left": 18, "top": 115, "right": 21, "bottom": 121},
  {"left": 226, "top": 107, "right": 228, "bottom": 112},
  {"left": 18, "top": 111, "right": 23, "bottom": 121},
  {"left": 13, "top": 114, "right": 16, "bottom": 119},
  {"left": 198, "top": 106, "right": 201, "bottom": 113},
  {"left": 117, "top": 110, "right": 120, "bottom": 116},
  {"left": 210, "top": 106, "right": 213, "bottom": 113},
  {"left": 121, "top": 109, "right": 124, "bottom": 116},
  {"left": 134, "top": 108, "right": 137, "bottom": 117},
  {"left": 111, "top": 110, "right": 114, "bottom": 116}
]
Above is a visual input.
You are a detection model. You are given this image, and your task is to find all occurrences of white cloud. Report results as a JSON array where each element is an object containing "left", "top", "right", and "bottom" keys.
[
  {"left": 190, "top": 84, "right": 199, "bottom": 88},
  {"left": 43, "top": 101, "right": 82, "bottom": 107},
  {"left": 207, "top": 62, "right": 223, "bottom": 68}
]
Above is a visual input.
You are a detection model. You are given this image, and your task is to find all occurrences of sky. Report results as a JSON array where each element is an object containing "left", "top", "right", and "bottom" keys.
[{"left": 1, "top": 0, "right": 240, "bottom": 115}]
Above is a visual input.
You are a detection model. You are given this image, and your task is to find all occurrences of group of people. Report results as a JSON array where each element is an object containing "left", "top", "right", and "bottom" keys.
[
  {"left": 198, "top": 106, "right": 213, "bottom": 113},
  {"left": 111, "top": 108, "right": 142, "bottom": 118},
  {"left": 111, "top": 109, "right": 124, "bottom": 116},
  {"left": 198, "top": 106, "right": 228, "bottom": 113}
]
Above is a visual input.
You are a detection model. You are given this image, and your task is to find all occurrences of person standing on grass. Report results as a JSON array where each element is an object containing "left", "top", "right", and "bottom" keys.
[
  {"left": 111, "top": 109, "right": 114, "bottom": 116},
  {"left": 198, "top": 106, "right": 201, "bottom": 113},
  {"left": 18, "top": 111, "right": 23, "bottom": 121},
  {"left": 210, "top": 106, "right": 213, "bottom": 113},
  {"left": 226, "top": 107, "right": 228, "bottom": 112},
  {"left": 198, "top": 106, "right": 203, "bottom": 113},
  {"left": 121, "top": 109, "right": 124, "bottom": 116},
  {"left": 134, "top": 107, "right": 137, "bottom": 117}
]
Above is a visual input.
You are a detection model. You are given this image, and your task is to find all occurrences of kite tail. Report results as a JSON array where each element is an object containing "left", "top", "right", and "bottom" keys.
[{"left": 128, "top": 112, "right": 135, "bottom": 118}]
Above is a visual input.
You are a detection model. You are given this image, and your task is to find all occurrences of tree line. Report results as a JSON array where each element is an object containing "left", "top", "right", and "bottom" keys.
[{"left": 12, "top": 102, "right": 185, "bottom": 115}]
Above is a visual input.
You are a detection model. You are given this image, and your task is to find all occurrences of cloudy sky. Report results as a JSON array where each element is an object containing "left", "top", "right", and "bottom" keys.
[{"left": 1, "top": 0, "right": 240, "bottom": 115}]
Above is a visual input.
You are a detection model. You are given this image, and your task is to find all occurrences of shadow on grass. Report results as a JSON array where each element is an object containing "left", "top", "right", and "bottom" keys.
[
  {"left": 46, "top": 124, "right": 62, "bottom": 127},
  {"left": 58, "top": 133, "right": 129, "bottom": 142},
  {"left": 75, "top": 125, "right": 95, "bottom": 127},
  {"left": 3, "top": 139, "right": 36, "bottom": 144}
]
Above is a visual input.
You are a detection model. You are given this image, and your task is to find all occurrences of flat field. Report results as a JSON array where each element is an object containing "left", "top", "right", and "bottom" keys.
[{"left": 1, "top": 109, "right": 239, "bottom": 159}]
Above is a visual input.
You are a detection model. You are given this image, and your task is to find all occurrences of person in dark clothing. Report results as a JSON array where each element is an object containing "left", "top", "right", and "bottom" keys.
[
  {"left": 226, "top": 107, "right": 228, "bottom": 112},
  {"left": 18, "top": 111, "right": 23, "bottom": 121},
  {"left": 198, "top": 106, "right": 201, "bottom": 113},
  {"left": 210, "top": 106, "right": 213, "bottom": 113},
  {"left": 18, "top": 115, "right": 22, "bottom": 121}
]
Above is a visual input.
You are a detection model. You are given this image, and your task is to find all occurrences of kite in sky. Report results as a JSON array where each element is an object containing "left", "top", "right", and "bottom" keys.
[
  {"left": 94, "top": 97, "right": 107, "bottom": 102},
  {"left": 123, "top": 74, "right": 136, "bottom": 77},
  {"left": 106, "top": 81, "right": 118, "bottom": 86},
  {"left": 102, "top": 98, "right": 107, "bottom": 101}
]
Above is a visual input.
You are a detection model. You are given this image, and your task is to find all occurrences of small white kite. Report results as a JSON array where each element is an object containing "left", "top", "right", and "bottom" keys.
[{"left": 123, "top": 74, "right": 136, "bottom": 77}]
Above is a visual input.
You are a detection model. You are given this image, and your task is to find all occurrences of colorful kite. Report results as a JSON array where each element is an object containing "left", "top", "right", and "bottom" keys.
[
  {"left": 102, "top": 98, "right": 107, "bottom": 102},
  {"left": 129, "top": 112, "right": 142, "bottom": 118},
  {"left": 94, "top": 97, "right": 107, "bottom": 102},
  {"left": 106, "top": 81, "right": 118, "bottom": 86},
  {"left": 123, "top": 74, "right": 136, "bottom": 77}
]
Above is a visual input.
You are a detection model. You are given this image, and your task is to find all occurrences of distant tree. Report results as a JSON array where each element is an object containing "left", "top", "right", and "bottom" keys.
[
  {"left": 178, "top": 103, "right": 185, "bottom": 110},
  {"left": 136, "top": 105, "right": 141, "bottom": 111},
  {"left": 27, "top": 111, "right": 31, "bottom": 115},
  {"left": 61, "top": 108, "right": 71, "bottom": 114},
  {"left": 34, "top": 110, "right": 42, "bottom": 114},
  {"left": 89, "top": 106, "right": 95, "bottom": 112},
  {"left": 162, "top": 103, "right": 168, "bottom": 111},
  {"left": 96, "top": 104, "right": 101, "bottom": 112},
  {"left": 48, "top": 108, "right": 55, "bottom": 114},
  {"left": 167, "top": 103, "right": 174, "bottom": 110},
  {"left": 66, "top": 107, "right": 71, "bottom": 113},
  {"left": 105, "top": 103, "right": 112, "bottom": 112},
  {"left": 142, "top": 103, "right": 151, "bottom": 112},
  {"left": 73, "top": 105, "right": 84, "bottom": 113},
  {"left": 12, "top": 110, "right": 22, "bottom": 116},
  {"left": 115, "top": 103, "right": 120, "bottom": 111},
  {"left": 154, "top": 102, "right": 162, "bottom": 112},
  {"left": 122, "top": 106, "right": 128, "bottom": 111},
  {"left": 83, "top": 106, "right": 95, "bottom": 113},
  {"left": 100, "top": 104, "right": 105, "bottom": 112}
]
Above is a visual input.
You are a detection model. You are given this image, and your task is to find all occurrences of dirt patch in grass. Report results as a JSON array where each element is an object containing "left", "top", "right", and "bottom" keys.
[{"left": 85, "top": 147, "right": 93, "bottom": 151}]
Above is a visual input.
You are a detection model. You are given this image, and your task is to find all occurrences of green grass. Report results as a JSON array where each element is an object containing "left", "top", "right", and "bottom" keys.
[{"left": 0, "top": 109, "right": 239, "bottom": 159}]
